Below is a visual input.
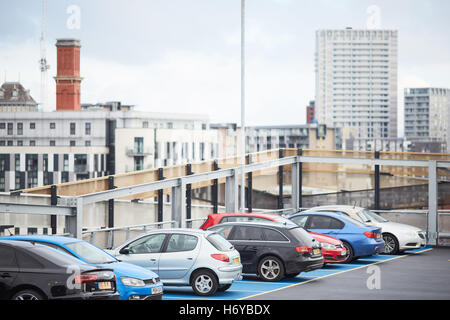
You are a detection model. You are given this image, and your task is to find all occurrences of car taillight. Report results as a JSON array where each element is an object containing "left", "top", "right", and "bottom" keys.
[
  {"left": 74, "top": 274, "right": 99, "bottom": 284},
  {"left": 364, "top": 231, "right": 377, "bottom": 238},
  {"left": 296, "top": 246, "right": 313, "bottom": 253},
  {"left": 211, "top": 254, "right": 230, "bottom": 262}
]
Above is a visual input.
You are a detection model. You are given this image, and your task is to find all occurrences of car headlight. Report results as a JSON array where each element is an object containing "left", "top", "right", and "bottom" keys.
[
  {"left": 120, "top": 277, "right": 146, "bottom": 287},
  {"left": 320, "top": 242, "right": 336, "bottom": 249}
]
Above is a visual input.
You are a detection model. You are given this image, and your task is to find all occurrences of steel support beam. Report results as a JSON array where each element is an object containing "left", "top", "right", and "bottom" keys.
[
  {"left": 291, "top": 159, "right": 300, "bottom": 213},
  {"left": 212, "top": 160, "right": 219, "bottom": 213},
  {"left": 171, "top": 180, "right": 186, "bottom": 228},
  {"left": 278, "top": 149, "right": 284, "bottom": 210},
  {"left": 50, "top": 185, "right": 58, "bottom": 234},
  {"left": 428, "top": 161, "right": 438, "bottom": 246},
  {"left": 247, "top": 154, "right": 252, "bottom": 213},
  {"left": 186, "top": 164, "right": 192, "bottom": 220},
  {"left": 158, "top": 168, "right": 164, "bottom": 223},
  {"left": 225, "top": 169, "right": 239, "bottom": 213},
  {"left": 0, "top": 203, "right": 73, "bottom": 216},
  {"left": 374, "top": 151, "right": 380, "bottom": 210}
]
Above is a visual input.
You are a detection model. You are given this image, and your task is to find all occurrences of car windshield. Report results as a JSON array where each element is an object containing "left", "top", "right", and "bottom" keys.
[
  {"left": 207, "top": 233, "right": 234, "bottom": 251},
  {"left": 273, "top": 216, "right": 298, "bottom": 227},
  {"left": 338, "top": 214, "right": 368, "bottom": 228},
  {"left": 65, "top": 241, "right": 117, "bottom": 264},
  {"left": 32, "top": 246, "right": 90, "bottom": 266},
  {"left": 360, "top": 209, "right": 389, "bottom": 223}
]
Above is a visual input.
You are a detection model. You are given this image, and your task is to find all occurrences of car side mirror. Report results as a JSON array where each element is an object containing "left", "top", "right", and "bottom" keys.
[{"left": 119, "top": 247, "right": 130, "bottom": 255}]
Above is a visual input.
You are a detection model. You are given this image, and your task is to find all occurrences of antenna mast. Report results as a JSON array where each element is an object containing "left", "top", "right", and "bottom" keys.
[{"left": 39, "top": 0, "right": 50, "bottom": 111}]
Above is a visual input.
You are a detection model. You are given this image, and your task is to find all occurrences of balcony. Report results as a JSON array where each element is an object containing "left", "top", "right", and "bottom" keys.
[{"left": 126, "top": 148, "right": 153, "bottom": 157}]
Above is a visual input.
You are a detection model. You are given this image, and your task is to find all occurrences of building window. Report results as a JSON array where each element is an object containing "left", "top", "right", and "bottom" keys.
[
  {"left": 7, "top": 123, "right": 13, "bottom": 135},
  {"left": 85, "top": 122, "right": 91, "bottom": 135},
  {"left": 134, "top": 156, "right": 144, "bottom": 171},
  {"left": 70, "top": 140, "right": 76, "bottom": 146},
  {"left": 15, "top": 154, "right": 20, "bottom": 171},
  {"left": 0, "top": 123, "right": 5, "bottom": 129},
  {"left": 17, "top": 123, "right": 23, "bottom": 135},
  {"left": 134, "top": 137, "right": 144, "bottom": 154},
  {"left": 74, "top": 154, "right": 87, "bottom": 173},
  {"left": 142, "top": 121, "right": 149, "bottom": 128},
  {"left": 17, "top": 141, "right": 23, "bottom": 146},
  {"left": 167, "top": 122, "right": 173, "bottom": 129},
  {"left": 30, "top": 140, "right": 36, "bottom": 146},
  {"left": 30, "top": 123, "right": 35, "bottom": 129},
  {"left": 50, "top": 140, "right": 55, "bottom": 146},
  {"left": 70, "top": 123, "right": 76, "bottom": 135},
  {"left": 50, "top": 122, "right": 56, "bottom": 129},
  {"left": 63, "top": 154, "right": 69, "bottom": 172},
  {"left": 7, "top": 141, "right": 13, "bottom": 146},
  {"left": 85, "top": 140, "right": 91, "bottom": 146},
  {"left": 0, "top": 141, "right": 5, "bottom": 146}
]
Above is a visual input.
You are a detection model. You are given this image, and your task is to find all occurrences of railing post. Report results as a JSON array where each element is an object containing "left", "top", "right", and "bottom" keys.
[
  {"left": 66, "top": 198, "right": 83, "bottom": 239},
  {"left": 278, "top": 149, "right": 284, "bottom": 210},
  {"left": 374, "top": 151, "right": 380, "bottom": 210},
  {"left": 212, "top": 160, "right": 219, "bottom": 213},
  {"left": 291, "top": 154, "right": 300, "bottom": 213},
  {"left": 428, "top": 161, "right": 438, "bottom": 246},
  {"left": 172, "top": 179, "right": 186, "bottom": 228},
  {"left": 225, "top": 169, "right": 239, "bottom": 213},
  {"left": 108, "top": 176, "right": 115, "bottom": 228},
  {"left": 157, "top": 168, "right": 164, "bottom": 223},
  {"left": 186, "top": 164, "right": 193, "bottom": 220},
  {"left": 247, "top": 154, "right": 253, "bottom": 213},
  {"left": 298, "top": 148, "right": 303, "bottom": 209},
  {"left": 50, "top": 185, "right": 58, "bottom": 234}
]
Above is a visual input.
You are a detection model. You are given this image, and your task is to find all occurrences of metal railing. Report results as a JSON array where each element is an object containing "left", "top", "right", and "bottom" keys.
[{"left": 83, "top": 220, "right": 178, "bottom": 249}]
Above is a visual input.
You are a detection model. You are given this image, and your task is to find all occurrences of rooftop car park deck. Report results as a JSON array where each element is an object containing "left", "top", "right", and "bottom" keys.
[{"left": 162, "top": 246, "right": 450, "bottom": 300}]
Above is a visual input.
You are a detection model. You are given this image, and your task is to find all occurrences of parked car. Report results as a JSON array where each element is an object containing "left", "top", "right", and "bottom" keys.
[
  {"left": 207, "top": 221, "right": 324, "bottom": 281},
  {"left": 1, "top": 235, "right": 163, "bottom": 300},
  {"left": 0, "top": 240, "right": 119, "bottom": 300},
  {"left": 304, "top": 205, "right": 427, "bottom": 254},
  {"left": 201, "top": 212, "right": 347, "bottom": 264},
  {"left": 108, "top": 228, "right": 242, "bottom": 296},
  {"left": 288, "top": 211, "right": 385, "bottom": 262}
]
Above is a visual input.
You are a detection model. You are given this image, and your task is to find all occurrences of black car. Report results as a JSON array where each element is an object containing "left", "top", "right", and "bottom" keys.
[
  {"left": 0, "top": 240, "right": 119, "bottom": 300},
  {"left": 208, "top": 222, "right": 324, "bottom": 282}
]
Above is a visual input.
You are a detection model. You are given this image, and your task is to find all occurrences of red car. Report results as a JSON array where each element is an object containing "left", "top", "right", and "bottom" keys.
[{"left": 200, "top": 213, "right": 347, "bottom": 264}]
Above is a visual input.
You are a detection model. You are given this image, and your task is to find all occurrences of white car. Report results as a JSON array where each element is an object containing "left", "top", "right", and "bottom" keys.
[
  {"left": 108, "top": 228, "right": 242, "bottom": 296},
  {"left": 303, "top": 205, "right": 427, "bottom": 255}
]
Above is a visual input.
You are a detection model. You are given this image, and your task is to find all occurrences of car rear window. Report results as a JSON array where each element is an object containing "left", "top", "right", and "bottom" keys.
[
  {"left": 207, "top": 233, "right": 234, "bottom": 252},
  {"left": 289, "top": 227, "right": 315, "bottom": 246}
]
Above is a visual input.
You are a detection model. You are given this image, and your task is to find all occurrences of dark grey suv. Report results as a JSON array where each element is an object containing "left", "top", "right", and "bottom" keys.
[{"left": 208, "top": 222, "right": 323, "bottom": 282}]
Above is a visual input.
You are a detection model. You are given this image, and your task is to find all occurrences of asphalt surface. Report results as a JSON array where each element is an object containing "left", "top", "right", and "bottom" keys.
[{"left": 245, "top": 247, "right": 450, "bottom": 300}]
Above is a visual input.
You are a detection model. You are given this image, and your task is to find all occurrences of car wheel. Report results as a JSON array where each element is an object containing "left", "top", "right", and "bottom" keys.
[
  {"left": 382, "top": 233, "right": 399, "bottom": 255},
  {"left": 11, "top": 289, "right": 45, "bottom": 301},
  {"left": 191, "top": 270, "right": 218, "bottom": 296},
  {"left": 341, "top": 241, "right": 354, "bottom": 263},
  {"left": 258, "top": 256, "right": 285, "bottom": 282},
  {"left": 217, "top": 284, "right": 232, "bottom": 292}
]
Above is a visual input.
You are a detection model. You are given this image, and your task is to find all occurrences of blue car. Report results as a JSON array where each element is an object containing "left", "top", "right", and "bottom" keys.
[
  {"left": 288, "top": 211, "right": 385, "bottom": 262},
  {"left": 0, "top": 235, "right": 163, "bottom": 300}
]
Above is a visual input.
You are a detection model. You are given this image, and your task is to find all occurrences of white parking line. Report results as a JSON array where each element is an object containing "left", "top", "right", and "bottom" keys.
[{"left": 238, "top": 248, "right": 433, "bottom": 300}]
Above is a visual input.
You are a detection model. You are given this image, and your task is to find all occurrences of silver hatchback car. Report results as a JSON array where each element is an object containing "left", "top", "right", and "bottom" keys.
[{"left": 108, "top": 228, "right": 242, "bottom": 296}]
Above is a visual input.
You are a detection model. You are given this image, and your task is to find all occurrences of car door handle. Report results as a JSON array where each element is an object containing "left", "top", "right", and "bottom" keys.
[
  {"left": 150, "top": 258, "right": 157, "bottom": 262},
  {"left": 187, "top": 257, "right": 193, "bottom": 260}
]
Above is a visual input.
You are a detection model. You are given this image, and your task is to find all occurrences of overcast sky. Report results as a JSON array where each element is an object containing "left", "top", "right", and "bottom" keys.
[{"left": 1, "top": 0, "right": 449, "bottom": 136}]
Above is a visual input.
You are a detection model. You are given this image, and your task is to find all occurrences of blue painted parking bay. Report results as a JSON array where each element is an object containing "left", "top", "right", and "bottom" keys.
[{"left": 162, "top": 246, "right": 432, "bottom": 300}]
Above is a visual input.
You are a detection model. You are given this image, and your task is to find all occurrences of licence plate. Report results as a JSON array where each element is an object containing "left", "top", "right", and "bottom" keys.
[
  {"left": 152, "top": 286, "right": 162, "bottom": 295},
  {"left": 313, "top": 248, "right": 320, "bottom": 255},
  {"left": 98, "top": 282, "right": 112, "bottom": 290},
  {"left": 234, "top": 257, "right": 240, "bottom": 264}
]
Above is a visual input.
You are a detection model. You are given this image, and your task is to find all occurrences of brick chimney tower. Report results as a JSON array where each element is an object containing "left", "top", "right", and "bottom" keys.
[{"left": 54, "top": 39, "right": 83, "bottom": 111}]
